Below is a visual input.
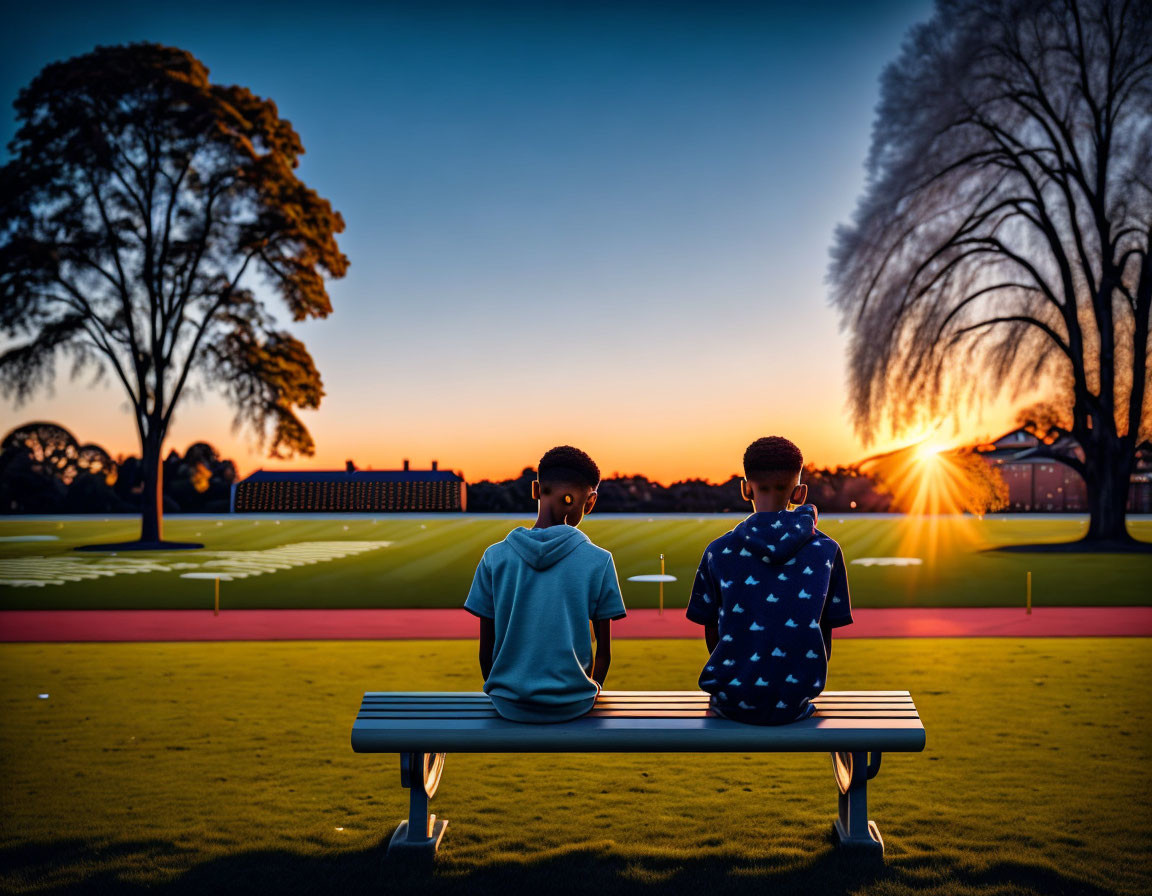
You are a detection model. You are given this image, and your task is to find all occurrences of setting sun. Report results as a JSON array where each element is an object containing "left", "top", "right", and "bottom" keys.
[
  {"left": 915, "top": 441, "right": 947, "bottom": 463},
  {"left": 858, "top": 438, "right": 1011, "bottom": 566}
]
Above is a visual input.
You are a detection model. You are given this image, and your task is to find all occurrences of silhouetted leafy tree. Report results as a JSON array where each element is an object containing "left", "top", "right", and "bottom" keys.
[
  {"left": 0, "top": 422, "right": 82, "bottom": 486},
  {"left": 829, "top": 0, "right": 1151, "bottom": 543},
  {"left": 1, "top": 420, "right": 243, "bottom": 513},
  {"left": 0, "top": 421, "right": 125, "bottom": 512},
  {"left": 0, "top": 43, "right": 347, "bottom": 545},
  {"left": 163, "top": 441, "right": 237, "bottom": 512}
]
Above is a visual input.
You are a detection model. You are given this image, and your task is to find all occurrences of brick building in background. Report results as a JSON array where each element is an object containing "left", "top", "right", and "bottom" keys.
[
  {"left": 976, "top": 429, "right": 1151, "bottom": 512},
  {"left": 230, "top": 460, "right": 466, "bottom": 512}
]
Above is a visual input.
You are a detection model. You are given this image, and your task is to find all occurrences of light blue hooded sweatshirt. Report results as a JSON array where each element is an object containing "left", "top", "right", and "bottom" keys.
[{"left": 464, "top": 525, "right": 626, "bottom": 723}]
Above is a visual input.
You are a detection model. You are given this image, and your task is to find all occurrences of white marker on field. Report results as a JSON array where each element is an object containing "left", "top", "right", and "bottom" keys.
[
  {"left": 850, "top": 557, "right": 922, "bottom": 567},
  {"left": 181, "top": 571, "right": 234, "bottom": 615},
  {"left": 627, "top": 554, "right": 676, "bottom": 615}
]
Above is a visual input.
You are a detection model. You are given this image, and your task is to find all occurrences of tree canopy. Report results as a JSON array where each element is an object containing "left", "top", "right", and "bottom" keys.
[
  {"left": 829, "top": 0, "right": 1151, "bottom": 541},
  {"left": 0, "top": 43, "right": 348, "bottom": 542}
]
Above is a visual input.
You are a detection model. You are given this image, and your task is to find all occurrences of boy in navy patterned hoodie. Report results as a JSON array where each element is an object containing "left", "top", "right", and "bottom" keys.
[{"left": 685, "top": 436, "right": 853, "bottom": 724}]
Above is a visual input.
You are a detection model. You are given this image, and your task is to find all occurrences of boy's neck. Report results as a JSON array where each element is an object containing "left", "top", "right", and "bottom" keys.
[{"left": 533, "top": 507, "right": 571, "bottom": 529}]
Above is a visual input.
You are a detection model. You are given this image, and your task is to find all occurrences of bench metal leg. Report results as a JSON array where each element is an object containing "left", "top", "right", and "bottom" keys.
[
  {"left": 830, "top": 751, "right": 884, "bottom": 856},
  {"left": 387, "top": 752, "right": 448, "bottom": 858}
]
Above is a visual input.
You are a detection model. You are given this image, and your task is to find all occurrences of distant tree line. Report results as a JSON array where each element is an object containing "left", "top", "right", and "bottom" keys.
[
  {"left": 1, "top": 422, "right": 894, "bottom": 514},
  {"left": 1, "top": 422, "right": 236, "bottom": 514},
  {"left": 465, "top": 466, "right": 893, "bottom": 514}
]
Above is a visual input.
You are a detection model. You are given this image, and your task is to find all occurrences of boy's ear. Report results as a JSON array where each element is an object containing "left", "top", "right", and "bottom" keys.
[
  {"left": 791, "top": 483, "right": 807, "bottom": 505},
  {"left": 740, "top": 479, "right": 753, "bottom": 502},
  {"left": 585, "top": 491, "right": 597, "bottom": 514},
  {"left": 531, "top": 480, "right": 541, "bottom": 501}
]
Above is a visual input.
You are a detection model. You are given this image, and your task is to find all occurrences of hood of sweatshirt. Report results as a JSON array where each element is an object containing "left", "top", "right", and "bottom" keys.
[
  {"left": 504, "top": 525, "right": 590, "bottom": 570},
  {"left": 730, "top": 503, "right": 819, "bottom": 565}
]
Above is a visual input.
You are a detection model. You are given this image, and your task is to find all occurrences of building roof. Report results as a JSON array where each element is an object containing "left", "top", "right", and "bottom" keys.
[
  {"left": 239, "top": 469, "right": 464, "bottom": 484},
  {"left": 977, "top": 427, "right": 1083, "bottom": 465}
]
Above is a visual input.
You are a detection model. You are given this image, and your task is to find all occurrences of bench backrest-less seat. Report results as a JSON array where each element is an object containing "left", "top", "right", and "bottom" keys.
[{"left": 351, "top": 689, "right": 926, "bottom": 860}]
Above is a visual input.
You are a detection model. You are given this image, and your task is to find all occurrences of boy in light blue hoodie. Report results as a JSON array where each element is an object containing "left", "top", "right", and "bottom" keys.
[{"left": 464, "top": 445, "right": 626, "bottom": 723}]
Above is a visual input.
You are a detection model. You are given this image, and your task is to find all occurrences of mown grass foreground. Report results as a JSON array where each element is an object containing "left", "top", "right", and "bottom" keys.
[
  {"left": 1, "top": 515, "right": 1150, "bottom": 610},
  {"left": 1, "top": 638, "right": 1149, "bottom": 895}
]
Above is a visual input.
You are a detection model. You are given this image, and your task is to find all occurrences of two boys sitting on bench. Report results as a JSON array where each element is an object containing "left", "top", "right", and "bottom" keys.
[{"left": 464, "top": 437, "right": 853, "bottom": 724}]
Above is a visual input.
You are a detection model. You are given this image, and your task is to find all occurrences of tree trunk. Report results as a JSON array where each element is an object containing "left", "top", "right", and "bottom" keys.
[
  {"left": 139, "top": 426, "right": 164, "bottom": 544},
  {"left": 1083, "top": 440, "right": 1134, "bottom": 543}
]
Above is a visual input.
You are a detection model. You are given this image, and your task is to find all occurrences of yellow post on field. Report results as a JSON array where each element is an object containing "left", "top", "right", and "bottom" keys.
[
  {"left": 214, "top": 577, "right": 220, "bottom": 616},
  {"left": 659, "top": 554, "right": 665, "bottom": 616},
  {"left": 1026, "top": 571, "right": 1031, "bottom": 615}
]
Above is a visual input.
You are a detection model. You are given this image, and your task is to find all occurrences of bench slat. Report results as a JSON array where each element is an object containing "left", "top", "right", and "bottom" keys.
[
  {"left": 351, "top": 690, "right": 926, "bottom": 753},
  {"left": 358, "top": 703, "right": 914, "bottom": 714},
  {"left": 357, "top": 704, "right": 916, "bottom": 714},
  {"left": 357, "top": 713, "right": 921, "bottom": 722},
  {"left": 359, "top": 695, "right": 916, "bottom": 700},
  {"left": 355, "top": 716, "right": 927, "bottom": 729},
  {"left": 360, "top": 695, "right": 915, "bottom": 704},
  {"left": 360, "top": 696, "right": 915, "bottom": 706},
  {"left": 362, "top": 690, "right": 912, "bottom": 698},
  {"left": 351, "top": 715, "right": 925, "bottom": 753},
  {"left": 357, "top": 706, "right": 920, "bottom": 715}
]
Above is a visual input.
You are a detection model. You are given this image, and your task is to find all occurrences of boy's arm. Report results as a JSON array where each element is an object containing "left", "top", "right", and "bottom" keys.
[
  {"left": 685, "top": 551, "right": 721, "bottom": 650},
  {"left": 589, "top": 559, "right": 626, "bottom": 686},
  {"left": 819, "top": 547, "right": 854, "bottom": 658},
  {"left": 463, "top": 551, "right": 496, "bottom": 679},
  {"left": 478, "top": 616, "right": 495, "bottom": 680},
  {"left": 590, "top": 618, "right": 612, "bottom": 685}
]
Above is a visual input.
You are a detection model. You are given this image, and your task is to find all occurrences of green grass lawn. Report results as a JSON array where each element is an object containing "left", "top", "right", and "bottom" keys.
[
  {"left": 1, "top": 638, "right": 1149, "bottom": 895},
  {"left": 1, "top": 515, "right": 1150, "bottom": 610}
]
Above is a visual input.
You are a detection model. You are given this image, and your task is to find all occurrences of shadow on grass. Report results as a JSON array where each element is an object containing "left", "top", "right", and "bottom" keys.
[
  {"left": 984, "top": 537, "right": 1152, "bottom": 553},
  {"left": 1, "top": 836, "right": 1121, "bottom": 896}
]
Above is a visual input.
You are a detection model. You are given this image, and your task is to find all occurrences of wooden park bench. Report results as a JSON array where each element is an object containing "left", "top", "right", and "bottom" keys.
[{"left": 351, "top": 689, "right": 925, "bottom": 859}]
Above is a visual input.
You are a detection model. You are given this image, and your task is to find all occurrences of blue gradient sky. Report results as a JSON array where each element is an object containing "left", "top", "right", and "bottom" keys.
[{"left": 2, "top": 1, "right": 1018, "bottom": 481}]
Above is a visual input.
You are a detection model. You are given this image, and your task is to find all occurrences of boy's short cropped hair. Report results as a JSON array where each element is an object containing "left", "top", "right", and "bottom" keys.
[
  {"left": 538, "top": 445, "right": 600, "bottom": 488},
  {"left": 743, "top": 436, "right": 803, "bottom": 478}
]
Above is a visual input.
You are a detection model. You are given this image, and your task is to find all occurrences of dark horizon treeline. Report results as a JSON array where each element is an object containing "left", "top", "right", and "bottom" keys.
[
  {"left": 466, "top": 466, "right": 892, "bottom": 513},
  {"left": 1, "top": 422, "right": 892, "bottom": 514},
  {"left": 1, "top": 422, "right": 237, "bottom": 514}
]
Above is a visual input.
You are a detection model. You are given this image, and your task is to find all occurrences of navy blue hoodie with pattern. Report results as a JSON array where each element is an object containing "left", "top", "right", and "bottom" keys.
[{"left": 685, "top": 504, "right": 853, "bottom": 724}]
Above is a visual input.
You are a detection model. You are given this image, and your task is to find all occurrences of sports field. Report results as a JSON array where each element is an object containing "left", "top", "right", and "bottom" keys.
[
  {"left": 1, "top": 515, "right": 1150, "bottom": 610},
  {"left": 1, "top": 637, "right": 1148, "bottom": 895}
]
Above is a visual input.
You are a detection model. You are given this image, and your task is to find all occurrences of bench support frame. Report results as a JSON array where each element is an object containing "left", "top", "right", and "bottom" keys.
[
  {"left": 387, "top": 751, "right": 448, "bottom": 857},
  {"left": 383, "top": 749, "right": 889, "bottom": 859},
  {"left": 831, "top": 750, "right": 884, "bottom": 855}
]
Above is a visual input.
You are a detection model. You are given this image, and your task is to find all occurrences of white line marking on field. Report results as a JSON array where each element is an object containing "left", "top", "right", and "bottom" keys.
[
  {"left": 0, "top": 541, "right": 392, "bottom": 587},
  {"left": 850, "top": 557, "right": 923, "bottom": 567}
]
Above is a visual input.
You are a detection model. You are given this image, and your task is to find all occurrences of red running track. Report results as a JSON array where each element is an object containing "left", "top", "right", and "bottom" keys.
[{"left": 0, "top": 606, "right": 1149, "bottom": 642}]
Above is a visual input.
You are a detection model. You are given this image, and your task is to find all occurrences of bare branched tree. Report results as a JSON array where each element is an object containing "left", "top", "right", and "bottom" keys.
[
  {"left": 0, "top": 44, "right": 348, "bottom": 547},
  {"left": 829, "top": 0, "right": 1151, "bottom": 543}
]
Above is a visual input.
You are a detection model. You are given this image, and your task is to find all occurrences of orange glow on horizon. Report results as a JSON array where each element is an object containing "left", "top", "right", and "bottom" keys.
[
  {"left": 5, "top": 380, "right": 1032, "bottom": 487},
  {"left": 14, "top": 417, "right": 1022, "bottom": 487},
  {"left": 859, "top": 437, "right": 1008, "bottom": 565}
]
